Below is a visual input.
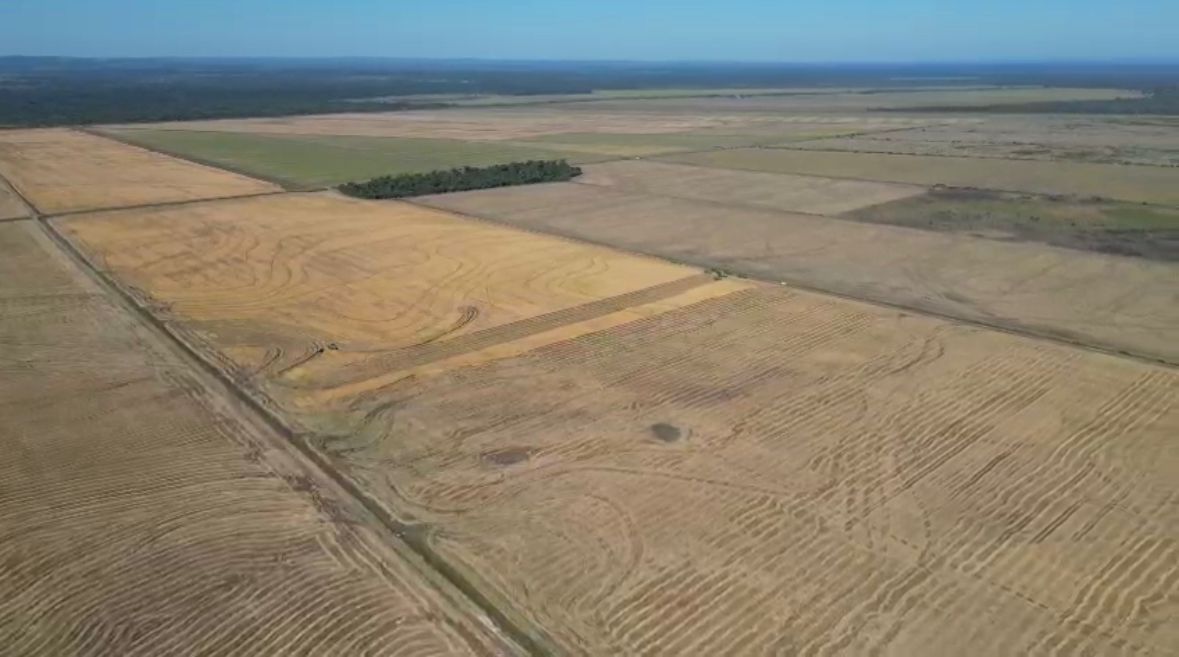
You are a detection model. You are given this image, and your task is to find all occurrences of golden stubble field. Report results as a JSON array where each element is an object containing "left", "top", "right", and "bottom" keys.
[
  {"left": 57, "top": 191, "right": 1179, "bottom": 655},
  {"left": 422, "top": 181, "right": 1179, "bottom": 365},
  {"left": 55, "top": 192, "right": 742, "bottom": 420},
  {"left": 0, "top": 221, "right": 517, "bottom": 656},
  {"left": 0, "top": 128, "right": 279, "bottom": 214}
]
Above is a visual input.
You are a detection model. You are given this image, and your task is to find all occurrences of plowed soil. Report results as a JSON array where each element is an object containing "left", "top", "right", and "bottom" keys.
[
  {"left": 0, "top": 221, "right": 518, "bottom": 656},
  {"left": 54, "top": 192, "right": 724, "bottom": 417},
  {"left": 420, "top": 182, "right": 1179, "bottom": 364},
  {"left": 0, "top": 128, "right": 279, "bottom": 214}
]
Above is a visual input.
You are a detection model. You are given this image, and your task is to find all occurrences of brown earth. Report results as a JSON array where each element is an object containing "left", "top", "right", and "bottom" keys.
[
  {"left": 659, "top": 147, "right": 1179, "bottom": 205},
  {"left": 420, "top": 182, "right": 1179, "bottom": 364},
  {"left": 577, "top": 160, "right": 925, "bottom": 215},
  {"left": 0, "top": 221, "right": 519, "bottom": 656},
  {"left": 0, "top": 128, "right": 279, "bottom": 214}
]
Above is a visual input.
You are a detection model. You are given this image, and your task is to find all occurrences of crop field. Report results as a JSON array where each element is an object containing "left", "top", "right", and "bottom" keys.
[
  {"left": 0, "top": 129, "right": 278, "bottom": 214},
  {"left": 421, "top": 181, "right": 1179, "bottom": 364},
  {"left": 105, "top": 129, "right": 613, "bottom": 187},
  {"left": 783, "top": 115, "right": 1179, "bottom": 167},
  {"left": 556, "top": 86, "right": 1137, "bottom": 114},
  {"left": 53, "top": 197, "right": 1179, "bottom": 653},
  {"left": 110, "top": 108, "right": 945, "bottom": 141},
  {"left": 846, "top": 187, "right": 1179, "bottom": 261},
  {"left": 577, "top": 160, "right": 925, "bottom": 215},
  {"left": 54, "top": 192, "right": 742, "bottom": 417},
  {"left": 317, "top": 284, "right": 1179, "bottom": 656},
  {"left": 660, "top": 147, "right": 1179, "bottom": 204},
  {"left": 0, "top": 221, "right": 514, "bottom": 656},
  {"left": 10, "top": 77, "right": 1179, "bottom": 656},
  {"left": 0, "top": 176, "right": 28, "bottom": 219}
]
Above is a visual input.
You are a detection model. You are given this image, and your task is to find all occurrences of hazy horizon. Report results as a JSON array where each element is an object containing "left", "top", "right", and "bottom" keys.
[{"left": 2, "top": 0, "right": 1176, "bottom": 62}]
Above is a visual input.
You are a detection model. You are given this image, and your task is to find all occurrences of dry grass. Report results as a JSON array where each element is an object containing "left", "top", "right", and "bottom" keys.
[
  {"left": 55, "top": 192, "right": 724, "bottom": 415},
  {"left": 660, "top": 148, "right": 1179, "bottom": 204},
  {"left": 0, "top": 221, "right": 518, "bottom": 656},
  {"left": 0, "top": 128, "right": 279, "bottom": 214},
  {"left": 421, "top": 182, "right": 1179, "bottom": 364},
  {"left": 577, "top": 160, "right": 925, "bottom": 215}
]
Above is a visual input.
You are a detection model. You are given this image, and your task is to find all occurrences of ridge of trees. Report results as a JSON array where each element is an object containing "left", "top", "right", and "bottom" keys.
[{"left": 338, "top": 160, "right": 583, "bottom": 199}]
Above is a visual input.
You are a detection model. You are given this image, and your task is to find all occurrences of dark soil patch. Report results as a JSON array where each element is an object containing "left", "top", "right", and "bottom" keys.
[
  {"left": 482, "top": 447, "right": 533, "bottom": 467},
  {"left": 650, "top": 423, "right": 683, "bottom": 443}
]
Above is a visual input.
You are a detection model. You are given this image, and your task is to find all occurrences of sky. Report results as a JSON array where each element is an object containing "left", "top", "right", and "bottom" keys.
[{"left": 1, "top": 0, "right": 1177, "bottom": 62}]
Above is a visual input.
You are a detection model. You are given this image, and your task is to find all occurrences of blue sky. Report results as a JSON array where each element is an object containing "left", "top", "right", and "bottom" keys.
[{"left": 1, "top": 0, "right": 1176, "bottom": 62}]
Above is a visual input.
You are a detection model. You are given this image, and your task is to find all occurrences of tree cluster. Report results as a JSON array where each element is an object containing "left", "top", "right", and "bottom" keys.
[{"left": 339, "top": 160, "right": 583, "bottom": 199}]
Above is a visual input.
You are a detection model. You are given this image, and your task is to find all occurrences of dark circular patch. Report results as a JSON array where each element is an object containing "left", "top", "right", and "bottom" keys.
[
  {"left": 650, "top": 423, "right": 682, "bottom": 443},
  {"left": 483, "top": 447, "right": 532, "bottom": 467}
]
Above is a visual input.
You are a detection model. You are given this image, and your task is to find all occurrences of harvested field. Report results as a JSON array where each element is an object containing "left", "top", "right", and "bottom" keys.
[
  {"left": 421, "top": 182, "right": 1179, "bottom": 364},
  {"left": 784, "top": 115, "right": 1179, "bottom": 167},
  {"left": 0, "top": 174, "right": 28, "bottom": 219},
  {"left": 555, "top": 87, "right": 1137, "bottom": 114},
  {"left": 0, "top": 129, "right": 278, "bottom": 214},
  {"left": 55, "top": 192, "right": 731, "bottom": 415},
  {"left": 106, "top": 129, "right": 612, "bottom": 187},
  {"left": 577, "top": 160, "right": 925, "bottom": 215},
  {"left": 313, "top": 284, "right": 1179, "bottom": 655},
  {"left": 110, "top": 108, "right": 944, "bottom": 142},
  {"left": 0, "top": 221, "right": 516, "bottom": 656},
  {"left": 660, "top": 148, "right": 1179, "bottom": 204}
]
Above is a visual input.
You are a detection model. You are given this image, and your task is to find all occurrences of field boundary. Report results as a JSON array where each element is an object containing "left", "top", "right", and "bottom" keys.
[
  {"left": 81, "top": 126, "right": 318, "bottom": 191},
  {"left": 409, "top": 197, "right": 1179, "bottom": 371},
  {"left": 39, "top": 213, "right": 553, "bottom": 656},
  {"left": 43, "top": 188, "right": 294, "bottom": 221}
]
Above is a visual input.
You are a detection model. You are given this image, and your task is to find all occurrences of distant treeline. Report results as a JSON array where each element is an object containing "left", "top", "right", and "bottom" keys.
[
  {"left": 881, "top": 87, "right": 1179, "bottom": 115},
  {"left": 4, "top": 57, "right": 1178, "bottom": 127},
  {"left": 339, "top": 160, "right": 582, "bottom": 199}
]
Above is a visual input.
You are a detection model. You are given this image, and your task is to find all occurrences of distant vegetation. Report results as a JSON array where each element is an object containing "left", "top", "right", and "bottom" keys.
[
  {"left": 339, "top": 160, "right": 582, "bottom": 199},
  {"left": 883, "top": 87, "right": 1179, "bottom": 115},
  {"left": 3, "top": 57, "right": 1178, "bottom": 127}
]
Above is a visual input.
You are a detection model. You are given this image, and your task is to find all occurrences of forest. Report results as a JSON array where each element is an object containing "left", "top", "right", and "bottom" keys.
[
  {"left": 338, "top": 160, "right": 583, "bottom": 199},
  {"left": 4, "top": 57, "right": 1178, "bottom": 127}
]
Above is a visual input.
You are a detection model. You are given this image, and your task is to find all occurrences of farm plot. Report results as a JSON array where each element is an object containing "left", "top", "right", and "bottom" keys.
[
  {"left": 105, "top": 130, "right": 613, "bottom": 188},
  {"left": 783, "top": 115, "right": 1179, "bottom": 167},
  {"left": 55, "top": 192, "right": 738, "bottom": 420},
  {"left": 576, "top": 160, "right": 925, "bottom": 215},
  {"left": 262, "top": 283, "right": 1179, "bottom": 655},
  {"left": 661, "top": 147, "right": 1179, "bottom": 205},
  {"left": 0, "top": 221, "right": 516, "bottom": 656},
  {"left": 421, "top": 182, "right": 1179, "bottom": 364},
  {"left": 0, "top": 175, "right": 28, "bottom": 219},
  {"left": 0, "top": 129, "right": 278, "bottom": 214}
]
